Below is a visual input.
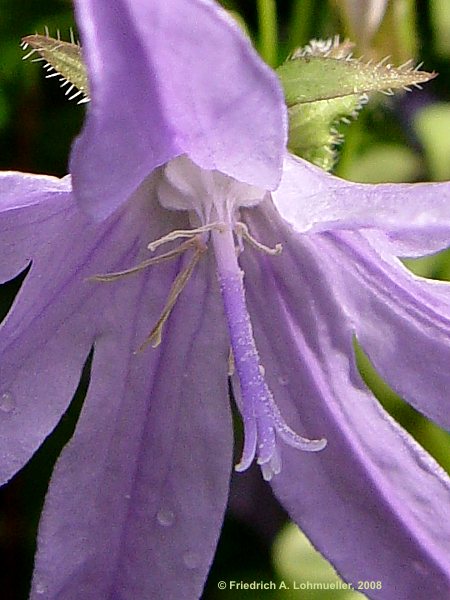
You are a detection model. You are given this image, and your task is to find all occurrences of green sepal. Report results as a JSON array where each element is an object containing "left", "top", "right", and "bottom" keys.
[
  {"left": 21, "top": 34, "right": 89, "bottom": 101},
  {"left": 277, "top": 52, "right": 436, "bottom": 106},
  {"left": 277, "top": 38, "right": 437, "bottom": 170},
  {"left": 287, "top": 94, "right": 364, "bottom": 171}
]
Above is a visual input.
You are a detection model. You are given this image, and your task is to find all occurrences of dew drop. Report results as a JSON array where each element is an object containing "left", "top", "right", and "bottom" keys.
[
  {"left": 124, "top": 494, "right": 131, "bottom": 500},
  {"left": 34, "top": 581, "right": 47, "bottom": 595},
  {"left": 277, "top": 375, "right": 289, "bottom": 386},
  {"left": 0, "top": 391, "right": 15, "bottom": 413},
  {"left": 183, "top": 550, "right": 200, "bottom": 569},
  {"left": 156, "top": 508, "right": 175, "bottom": 527}
]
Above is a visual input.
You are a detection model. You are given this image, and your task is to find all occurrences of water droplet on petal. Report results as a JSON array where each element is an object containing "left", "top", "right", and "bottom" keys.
[
  {"left": 277, "top": 375, "right": 289, "bottom": 386},
  {"left": 0, "top": 391, "right": 15, "bottom": 413},
  {"left": 34, "top": 581, "right": 47, "bottom": 595},
  {"left": 124, "top": 494, "right": 131, "bottom": 500},
  {"left": 156, "top": 509, "right": 175, "bottom": 527},
  {"left": 183, "top": 551, "right": 200, "bottom": 569}
]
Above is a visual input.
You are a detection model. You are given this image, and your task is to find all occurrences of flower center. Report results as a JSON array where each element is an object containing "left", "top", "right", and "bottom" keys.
[
  {"left": 158, "top": 156, "right": 327, "bottom": 480},
  {"left": 93, "top": 155, "right": 327, "bottom": 479},
  {"left": 158, "top": 155, "right": 267, "bottom": 225}
]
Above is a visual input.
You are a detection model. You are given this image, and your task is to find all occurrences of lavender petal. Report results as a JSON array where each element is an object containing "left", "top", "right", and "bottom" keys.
[
  {"left": 30, "top": 253, "right": 232, "bottom": 600},
  {"left": 71, "top": 0, "right": 286, "bottom": 220}
]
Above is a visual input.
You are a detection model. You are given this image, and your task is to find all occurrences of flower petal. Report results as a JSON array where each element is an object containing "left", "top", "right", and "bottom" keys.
[
  {"left": 320, "top": 229, "right": 450, "bottom": 431},
  {"left": 30, "top": 254, "right": 232, "bottom": 600},
  {"left": 373, "top": 228, "right": 450, "bottom": 258},
  {"left": 0, "top": 174, "right": 177, "bottom": 485},
  {"left": 0, "top": 173, "right": 95, "bottom": 484},
  {"left": 71, "top": 0, "right": 286, "bottom": 219},
  {"left": 273, "top": 154, "right": 450, "bottom": 238},
  {"left": 0, "top": 172, "right": 71, "bottom": 283},
  {"left": 241, "top": 202, "right": 450, "bottom": 596}
]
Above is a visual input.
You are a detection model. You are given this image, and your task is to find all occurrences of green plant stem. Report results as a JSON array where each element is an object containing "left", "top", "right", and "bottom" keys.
[
  {"left": 257, "top": 0, "right": 278, "bottom": 66},
  {"left": 288, "top": 0, "right": 315, "bottom": 50}
]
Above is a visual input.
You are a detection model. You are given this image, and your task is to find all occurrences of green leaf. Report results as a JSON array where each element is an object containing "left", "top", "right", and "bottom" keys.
[
  {"left": 273, "top": 522, "right": 364, "bottom": 599},
  {"left": 21, "top": 33, "right": 89, "bottom": 102}
]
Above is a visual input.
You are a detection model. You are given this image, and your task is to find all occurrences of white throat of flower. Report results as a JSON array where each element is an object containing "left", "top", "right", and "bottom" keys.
[
  {"left": 158, "top": 155, "right": 266, "bottom": 226},
  {"left": 94, "top": 155, "right": 327, "bottom": 480}
]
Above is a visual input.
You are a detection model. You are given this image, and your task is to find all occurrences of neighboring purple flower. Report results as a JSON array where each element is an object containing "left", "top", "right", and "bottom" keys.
[{"left": 2, "top": 1, "right": 450, "bottom": 598}]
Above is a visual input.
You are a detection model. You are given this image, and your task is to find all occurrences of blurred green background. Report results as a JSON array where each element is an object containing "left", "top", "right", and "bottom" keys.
[{"left": 0, "top": 1, "right": 450, "bottom": 598}]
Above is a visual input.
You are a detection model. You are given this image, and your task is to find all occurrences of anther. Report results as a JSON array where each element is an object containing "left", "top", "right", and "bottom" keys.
[
  {"left": 235, "top": 222, "right": 282, "bottom": 256},
  {"left": 136, "top": 245, "right": 207, "bottom": 352},
  {"left": 89, "top": 239, "right": 197, "bottom": 282},
  {"left": 147, "top": 223, "right": 226, "bottom": 252}
]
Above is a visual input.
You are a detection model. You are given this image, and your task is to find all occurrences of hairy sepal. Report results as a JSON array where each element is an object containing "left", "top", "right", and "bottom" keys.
[
  {"left": 277, "top": 37, "right": 436, "bottom": 170},
  {"left": 21, "top": 33, "right": 89, "bottom": 103}
]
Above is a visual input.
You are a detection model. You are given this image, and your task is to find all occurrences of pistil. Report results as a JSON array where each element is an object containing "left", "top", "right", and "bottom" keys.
[{"left": 212, "top": 225, "right": 326, "bottom": 480}]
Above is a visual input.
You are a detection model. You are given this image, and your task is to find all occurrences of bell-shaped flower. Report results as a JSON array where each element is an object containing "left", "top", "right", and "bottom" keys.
[{"left": 2, "top": 1, "right": 450, "bottom": 598}]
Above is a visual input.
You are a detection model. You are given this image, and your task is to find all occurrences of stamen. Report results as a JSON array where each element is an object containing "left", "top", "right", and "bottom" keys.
[
  {"left": 147, "top": 223, "right": 225, "bottom": 252},
  {"left": 90, "top": 227, "right": 207, "bottom": 351},
  {"left": 235, "top": 222, "right": 282, "bottom": 256},
  {"left": 89, "top": 239, "right": 195, "bottom": 282},
  {"left": 136, "top": 246, "right": 206, "bottom": 352}
]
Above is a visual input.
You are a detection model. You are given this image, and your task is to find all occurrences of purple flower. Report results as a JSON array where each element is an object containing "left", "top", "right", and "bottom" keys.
[{"left": 2, "top": 0, "right": 450, "bottom": 598}]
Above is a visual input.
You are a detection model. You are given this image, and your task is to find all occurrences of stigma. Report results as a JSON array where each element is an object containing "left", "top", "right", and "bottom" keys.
[{"left": 211, "top": 225, "right": 326, "bottom": 480}]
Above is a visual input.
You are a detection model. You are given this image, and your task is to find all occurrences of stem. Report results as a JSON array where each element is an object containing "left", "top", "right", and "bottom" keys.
[
  {"left": 257, "top": 0, "right": 278, "bottom": 67},
  {"left": 288, "top": 0, "right": 315, "bottom": 51}
]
